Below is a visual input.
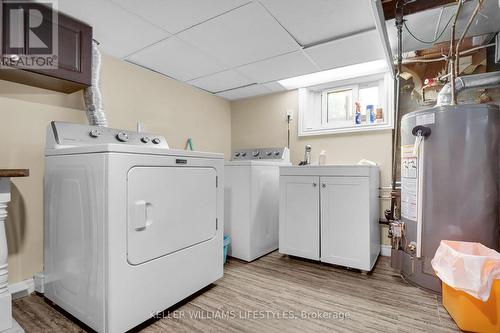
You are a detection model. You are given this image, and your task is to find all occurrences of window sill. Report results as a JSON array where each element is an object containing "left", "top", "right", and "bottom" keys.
[{"left": 299, "top": 123, "right": 394, "bottom": 137}]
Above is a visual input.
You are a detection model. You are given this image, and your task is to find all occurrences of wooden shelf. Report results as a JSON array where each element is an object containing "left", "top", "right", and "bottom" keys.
[{"left": 0, "top": 169, "right": 29, "bottom": 177}]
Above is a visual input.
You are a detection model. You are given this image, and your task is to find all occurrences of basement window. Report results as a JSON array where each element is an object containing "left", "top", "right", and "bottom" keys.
[{"left": 298, "top": 72, "right": 394, "bottom": 136}]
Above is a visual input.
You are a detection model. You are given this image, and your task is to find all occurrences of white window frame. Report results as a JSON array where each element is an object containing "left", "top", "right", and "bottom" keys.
[
  {"left": 298, "top": 72, "right": 394, "bottom": 136},
  {"left": 321, "top": 85, "right": 357, "bottom": 128}
]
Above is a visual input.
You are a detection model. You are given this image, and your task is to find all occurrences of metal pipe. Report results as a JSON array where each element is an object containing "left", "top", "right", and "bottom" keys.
[
  {"left": 460, "top": 42, "right": 495, "bottom": 55},
  {"left": 433, "top": 7, "right": 445, "bottom": 42},
  {"left": 399, "top": 43, "right": 495, "bottom": 64},
  {"left": 455, "top": 0, "right": 484, "bottom": 77},
  {"left": 437, "top": 71, "right": 500, "bottom": 106},
  {"left": 391, "top": 3, "right": 405, "bottom": 219},
  {"left": 449, "top": 0, "right": 463, "bottom": 105}
]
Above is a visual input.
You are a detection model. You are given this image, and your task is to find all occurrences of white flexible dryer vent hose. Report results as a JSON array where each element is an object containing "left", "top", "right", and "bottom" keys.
[{"left": 83, "top": 41, "right": 108, "bottom": 127}]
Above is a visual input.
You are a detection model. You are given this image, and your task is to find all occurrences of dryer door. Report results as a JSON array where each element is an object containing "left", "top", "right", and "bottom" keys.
[{"left": 127, "top": 166, "right": 217, "bottom": 265}]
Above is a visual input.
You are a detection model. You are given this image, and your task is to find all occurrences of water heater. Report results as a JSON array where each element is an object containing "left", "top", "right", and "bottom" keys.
[{"left": 393, "top": 104, "right": 499, "bottom": 292}]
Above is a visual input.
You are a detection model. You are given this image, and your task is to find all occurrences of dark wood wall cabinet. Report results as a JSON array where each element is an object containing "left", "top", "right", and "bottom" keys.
[{"left": 0, "top": 1, "right": 92, "bottom": 93}]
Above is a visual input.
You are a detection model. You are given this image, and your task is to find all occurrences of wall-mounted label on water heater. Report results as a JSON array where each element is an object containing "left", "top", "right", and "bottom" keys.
[
  {"left": 416, "top": 113, "right": 435, "bottom": 126},
  {"left": 401, "top": 144, "right": 418, "bottom": 221}
]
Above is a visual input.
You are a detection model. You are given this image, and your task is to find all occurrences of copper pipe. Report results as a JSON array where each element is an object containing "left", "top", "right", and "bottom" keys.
[
  {"left": 449, "top": 0, "right": 463, "bottom": 105},
  {"left": 398, "top": 43, "right": 495, "bottom": 64},
  {"left": 455, "top": 0, "right": 484, "bottom": 78}
]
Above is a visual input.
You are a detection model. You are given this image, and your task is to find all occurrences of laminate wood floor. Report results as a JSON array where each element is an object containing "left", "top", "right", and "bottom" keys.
[{"left": 13, "top": 252, "right": 459, "bottom": 332}]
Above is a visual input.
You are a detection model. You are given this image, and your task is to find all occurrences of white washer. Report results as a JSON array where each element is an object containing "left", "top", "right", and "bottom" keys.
[
  {"left": 43, "top": 122, "right": 223, "bottom": 333},
  {"left": 224, "top": 147, "right": 290, "bottom": 262}
]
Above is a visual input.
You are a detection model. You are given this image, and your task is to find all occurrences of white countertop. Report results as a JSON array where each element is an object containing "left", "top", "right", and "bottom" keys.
[{"left": 280, "top": 165, "right": 378, "bottom": 177}]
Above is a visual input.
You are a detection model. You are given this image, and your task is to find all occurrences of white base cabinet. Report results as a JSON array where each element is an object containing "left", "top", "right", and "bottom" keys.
[
  {"left": 279, "top": 176, "right": 320, "bottom": 260},
  {"left": 279, "top": 166, "right": 380, "bottom": 272}
]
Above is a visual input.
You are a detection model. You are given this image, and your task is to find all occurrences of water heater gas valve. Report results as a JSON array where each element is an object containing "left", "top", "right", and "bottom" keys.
[
  {"left": 389, "top": 220, "right": 405, "bottom": 250},
  {"left": 408, "top": 241, "right": 417, "bottom": 253}
]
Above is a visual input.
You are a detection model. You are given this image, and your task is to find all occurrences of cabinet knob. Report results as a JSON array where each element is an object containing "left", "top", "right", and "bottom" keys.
[
  {"left": 312, "top": 183, "right": 317, "bottom": 187},
  {"left": 322, "top": 183, "right": 326, "bottom": 188}
]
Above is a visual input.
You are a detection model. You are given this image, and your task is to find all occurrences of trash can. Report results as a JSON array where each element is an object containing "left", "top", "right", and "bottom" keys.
[
  {"left": 432, "top": 241, "right": 500, "bottom": 333},
  {"left": 223, "top": 235, "right": 231, "bottom": 264},
  {"left": 442, "top": 280, "right": 500, "bottom": 333}
]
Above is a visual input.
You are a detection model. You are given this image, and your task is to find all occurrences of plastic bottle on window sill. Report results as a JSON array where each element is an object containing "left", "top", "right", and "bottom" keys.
[
  {"left": 367, "top": 105, "right": 375, "bottom": 124},
  {"left": 376, "top": 107, "right": 384, "bottom": 123},
  {"left": 355, "top": 102, "right": 362, "bottom": 125}
]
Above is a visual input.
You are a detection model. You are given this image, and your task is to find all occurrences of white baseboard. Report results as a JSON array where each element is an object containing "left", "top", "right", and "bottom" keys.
[
  {"left": 381, "top": 244, "right": 392, "bottom": 257},
  {"left": 8, "top": 278, "right": 35, "bottom": 300}
]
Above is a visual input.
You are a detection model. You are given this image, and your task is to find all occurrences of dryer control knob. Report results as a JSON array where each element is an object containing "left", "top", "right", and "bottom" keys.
[
  {"left": 89, "top": 129, "right": 100, "bottom": 138},
  {"left": 241, "top": 152, "right": 247, "bottom": 157},
  {"left": 152, "top": 138, "right": 161, "bottom": 144},
  {"left": 266, "top": 151, "right": 272, "bottom": 156},
  {"left": 252, "top": 150, "right": 260, "bottom": 157},
  {"left": 116, "top": 132, "right": 129, "bottom": 142},
  {"left": 141, "top": 137, "right": 150, "bottom": 143},
  {"left": 235, "top": 152, "right": 241, "bottom": 157}
]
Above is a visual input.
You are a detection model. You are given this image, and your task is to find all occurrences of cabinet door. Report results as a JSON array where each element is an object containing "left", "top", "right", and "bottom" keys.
[
  {"left": 127, "top": 167, "right": 217, "bottom": 265},
  {"left": 320, "top": 177, "right": 369, "bottom": 269},
  {"left": 279, "top": 176, "right": 320, "bottom": 260},
  {"left": 28, "top": 10, "right": 92, "bottom": 86},
  {"left": 0, "top": 1, "right": 92, "bottom": 92}
]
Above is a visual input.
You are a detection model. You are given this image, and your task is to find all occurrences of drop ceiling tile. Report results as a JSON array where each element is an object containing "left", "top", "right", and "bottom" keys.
[
  {"left": 305, "top": 29, "right": 385, "bottom": 71},
  {"left": 58, "top": 0, "right": 170, "bottom": 58},
  {"left": 126, "top": 37, "right": 227, "bottom": 82},
  {"left": 237, "top": 51, "right": 318, "bottom": 83},
  {"left": 262, "top": 82, "right": 286, "bottom": 93},
  {"left": 178, "top": 2, "right": 300, "bottom": 68},
  {"left": 111, "top": 0, "right": 251, "bottom": 34},
  {"left": 216, "top": 84, "right": 271, "bottom": 100},
  {"left": 259, "top": 0, "right": 375, "bottom": 46},
  {"left": 187, "top": 70, "right": 253, "bottom": 93}
]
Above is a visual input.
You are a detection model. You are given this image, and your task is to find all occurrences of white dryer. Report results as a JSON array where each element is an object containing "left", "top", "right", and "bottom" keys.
[
  {"left": 224, "top": 148, "right": 290, "bottom": 262},
  {"left": 43, "top": 122, "right": 224, "bottom": 333}
]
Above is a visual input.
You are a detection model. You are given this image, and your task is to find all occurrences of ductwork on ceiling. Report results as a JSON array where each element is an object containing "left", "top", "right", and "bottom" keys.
[{"left": 84, "top": 41, "right": 108, "bottom": 127}]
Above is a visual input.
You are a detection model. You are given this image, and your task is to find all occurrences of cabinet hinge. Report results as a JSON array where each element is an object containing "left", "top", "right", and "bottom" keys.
[
  {"left": 216, "top": 218, "right": 218, "bottom": 230},
  {"left": 216, "top": 176, "right": 219, "bottom": 188}
]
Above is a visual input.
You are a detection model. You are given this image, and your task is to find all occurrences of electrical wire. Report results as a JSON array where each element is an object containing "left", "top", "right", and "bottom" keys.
[{"left": 404, "top": 14, "right": 456, "bottom": 44}]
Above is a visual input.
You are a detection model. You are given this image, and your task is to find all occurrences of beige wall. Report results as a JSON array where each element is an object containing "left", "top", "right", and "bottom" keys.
[
  {"left": 230, "top": 90, "right": 392, "bottom": 244},
  {"left": 0, "top": 54, "right": 231, "bottom": 284}
]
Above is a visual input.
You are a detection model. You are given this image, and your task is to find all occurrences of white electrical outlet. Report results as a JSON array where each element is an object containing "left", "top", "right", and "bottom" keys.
[{"left": 286, "top": 110, "right": 294, "bottom": 121}]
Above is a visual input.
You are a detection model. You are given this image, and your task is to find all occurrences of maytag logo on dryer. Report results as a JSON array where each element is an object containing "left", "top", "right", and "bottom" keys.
[{"left": 1, "top": 0, "right": 58, "bottom": 69}]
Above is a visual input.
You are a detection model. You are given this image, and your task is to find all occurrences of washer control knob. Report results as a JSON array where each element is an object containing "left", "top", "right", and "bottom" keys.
[
  {"left": 252, "top": 150, "right": 260, "bottom": 157},
  {"left": 274, "top": 151, "right": 280, "bottom": 156},
  {"left": 235, "top": 152, "right": 241, "bottom": 157},
  {"left": 116, "top": 132, "right": 129, "bottom": 142},
  {"left": 89, "top": 129, "right": 100, "bottom": 138},
  {"left": 241, "top": 152, "right": 247, "bottom": 157},
  {"left": 152, "top": 137, "right": 161, "bottom": 144},
  {"left": 141, "top": 137, "right": 150, "bottom": 143},
  {"left": 266, "top": 151, "right": 272, "bottom": 156}
]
